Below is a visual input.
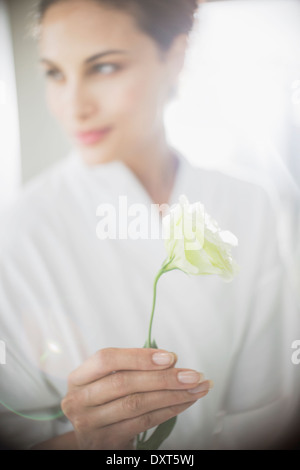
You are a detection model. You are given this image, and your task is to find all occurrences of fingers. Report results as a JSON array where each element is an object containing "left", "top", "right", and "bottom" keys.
[
  {"left": 74, "top": 381, "right": 212, "bottom": 430},
  {"left": 81, "top": 368, "right": 205, "bottom": 407},
  {"left": 102, "top": 398, "right": 207, "bottom": 449},
  {"left": 62, "top": 347, "right": 214, "bottom": 450},
  {"left": 68, "top": 348, "right": 177, "bottom": 388}
]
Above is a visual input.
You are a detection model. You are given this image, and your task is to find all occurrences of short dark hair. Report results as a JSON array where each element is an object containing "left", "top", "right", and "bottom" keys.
[{"left": 36, "top": 0, "right": 199, "bottom": 50}]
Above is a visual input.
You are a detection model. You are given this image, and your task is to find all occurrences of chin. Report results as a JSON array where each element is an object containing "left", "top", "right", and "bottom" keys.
[{"left": 77, "top": 145, "right": 116, "bottom": 166}]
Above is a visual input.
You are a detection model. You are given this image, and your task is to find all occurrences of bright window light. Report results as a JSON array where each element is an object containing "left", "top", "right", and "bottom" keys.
[
  {"left": 165, "top": 0, "right": 300, "bottom": 187},
  {"left": 0, "top": 0, "right": 21, "bottom": 211}
]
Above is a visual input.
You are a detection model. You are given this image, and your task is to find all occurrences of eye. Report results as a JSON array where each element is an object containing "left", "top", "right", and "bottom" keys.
[
  {"left": 44, "top": 69, "right": 64, "bottom": 81},
  {"left": 91, "top": 63, "right": 120, "bottom": 75}
]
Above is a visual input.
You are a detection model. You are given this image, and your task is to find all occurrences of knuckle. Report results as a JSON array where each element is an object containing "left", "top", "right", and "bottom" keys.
[
  {"left": 60, "top": 397, "right": 69, "bottom": 417},
  {"left": 140, "top": 412, "right": 153, "bottom": 430},
  {"left": 61, "top": 391, "right": 77, "bottom": 419},
  {"left": 110, "top": 372, "right": 126, "bottom": 391},
  {"left": 123, "top": 393, "right": 143, "bottom": 414}
]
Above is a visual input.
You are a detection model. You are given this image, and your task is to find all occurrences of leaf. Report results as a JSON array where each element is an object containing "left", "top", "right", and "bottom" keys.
[
  {"left": 143, "top": 339, "right": 158, "bottom": 349},
  {"left": 136, "top": 416, "right": 177, "bottom": 450}
]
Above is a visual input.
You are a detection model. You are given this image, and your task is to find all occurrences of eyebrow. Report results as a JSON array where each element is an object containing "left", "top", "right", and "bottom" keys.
[
  {"left": 85, "top": 50, "right": 128, "bottom": 63},
  {"left": 40, "top": 50, "right": 128, "bottom": 66}
]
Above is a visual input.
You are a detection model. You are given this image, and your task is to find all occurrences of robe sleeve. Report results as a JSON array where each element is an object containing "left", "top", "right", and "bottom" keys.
[{"left": 0, "top": 208, "right": 73, "bottom": 450}]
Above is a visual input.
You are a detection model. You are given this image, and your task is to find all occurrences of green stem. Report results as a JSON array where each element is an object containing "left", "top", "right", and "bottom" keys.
[
  {"left": 138, "top": 256, "right": 178, "bottom": 450},
  {"left": 147, "top": 268, "right": 164, "bottom": 348},
  {"left": 146, "top": 256, "right": 176, "bottom": 348}
]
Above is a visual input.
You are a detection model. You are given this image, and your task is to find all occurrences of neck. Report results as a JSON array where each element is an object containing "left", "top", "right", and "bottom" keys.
[
  {"left": 80, "top": 127, "right": 179, "bottom": 207},
  {"left": 123, "top": 132, "right": 179, "bottom": 207}
]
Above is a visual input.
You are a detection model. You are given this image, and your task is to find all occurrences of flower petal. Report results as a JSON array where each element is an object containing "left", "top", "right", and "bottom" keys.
[{"left": 161, "top": 194, "right": 239, "bottom": 281}]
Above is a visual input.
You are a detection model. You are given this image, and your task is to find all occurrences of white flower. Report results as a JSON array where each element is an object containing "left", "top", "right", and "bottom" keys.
[
  {"left": 139, "top": 195, "right": 239, "bottom": 449},
  {"left": 162, "top": 195, "right": 239, "bottom": 281}
]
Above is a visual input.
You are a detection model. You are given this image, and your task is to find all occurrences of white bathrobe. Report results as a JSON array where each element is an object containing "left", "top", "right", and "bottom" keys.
[{"left": 0, "top": 150, "right": 298, "bottom": 449}]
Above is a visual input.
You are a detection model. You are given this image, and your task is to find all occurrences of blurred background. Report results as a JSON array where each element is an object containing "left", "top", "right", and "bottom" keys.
[{"left": 0, "top": 0, "right": 299, "bottom": 299}]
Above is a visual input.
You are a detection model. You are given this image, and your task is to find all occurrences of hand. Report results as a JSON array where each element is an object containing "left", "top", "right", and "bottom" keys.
[{"left": 61, "top": 347, "right": 212, "bottom": 450}]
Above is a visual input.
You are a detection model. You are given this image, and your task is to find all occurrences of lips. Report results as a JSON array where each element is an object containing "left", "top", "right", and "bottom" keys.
[{"left": 74, "top": 127, "right": 112, "bottom": 146}]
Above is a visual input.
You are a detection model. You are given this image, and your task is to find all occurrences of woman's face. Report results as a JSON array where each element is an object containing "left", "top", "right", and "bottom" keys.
[{"left": 39, "top": 0, "right": 185, "bottom": 165}]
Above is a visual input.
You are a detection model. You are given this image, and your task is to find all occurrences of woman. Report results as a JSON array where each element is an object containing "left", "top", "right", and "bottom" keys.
[{"left": 0, "top": 0, "right": 298, "bottom": 450}]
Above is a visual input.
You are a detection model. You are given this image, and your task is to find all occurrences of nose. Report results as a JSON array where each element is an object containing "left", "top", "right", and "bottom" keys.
[{"left": 64, "top": 78, "right": 98, "bottom": 122}]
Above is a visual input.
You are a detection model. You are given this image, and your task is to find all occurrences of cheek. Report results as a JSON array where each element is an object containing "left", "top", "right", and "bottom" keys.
[
  {"left": 109, "top": 70, "right": 167, "bottom": 123},
  {"left": 45, "top": 86, "right": 65, "bottom": 123}
]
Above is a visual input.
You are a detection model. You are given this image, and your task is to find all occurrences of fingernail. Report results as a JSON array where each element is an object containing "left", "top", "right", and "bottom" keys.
[
  {"left": 188, "top": 380, "right": 214, "bottom": 394},
  {"left": 152, "top": 352, "right": 175, "bottom": 366},
  {"left": 177, "top": 370, "right": 202, "bottom": 384},
  {"left": 171, "top": 352, "right": 178, "bottom": 364}
]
